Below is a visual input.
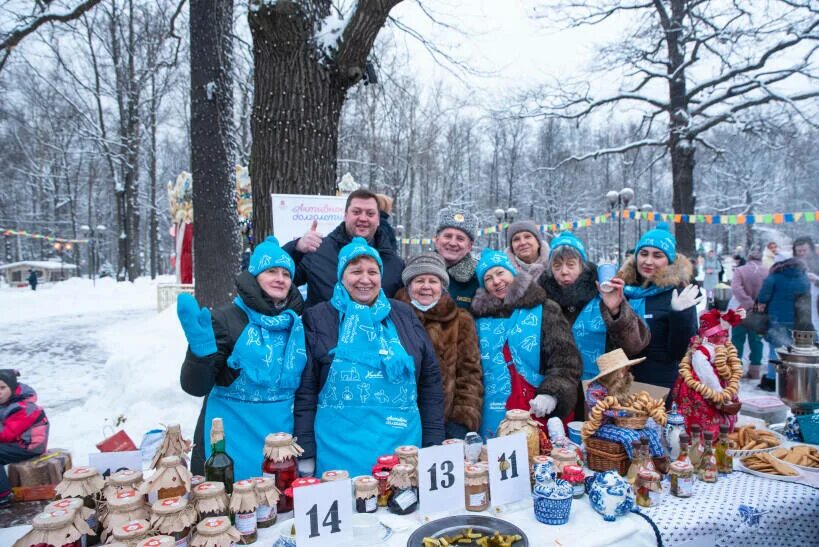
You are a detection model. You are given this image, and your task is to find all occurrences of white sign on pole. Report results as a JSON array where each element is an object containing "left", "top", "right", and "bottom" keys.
[
  {"left": 417, "top": 443, "right": 466, "bottom": 515},
  {"left": 486, "top": 433, "right": 531, "bottom": 507},
  {"left": 293, "top": 479, "right": 354, "bottom": 546},
  {"left": 271, "top": 193, "right": 346, "bottom": 243},
  {"left": 88, "top": 451, "right": 143, "bottom": 479}
]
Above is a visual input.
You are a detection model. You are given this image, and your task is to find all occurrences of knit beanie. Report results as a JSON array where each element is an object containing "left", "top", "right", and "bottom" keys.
[
  {"left": 337, "top": 237, "right": 383, "bottom": 279},
  {"left": 0, "top": 369, "right": 19, "bottom": 392},
  {"left": 635, "top": 222, "right": 677, "bottom": 263},
  {"left": 549, "top": 231, "right": 587, "bottom": 261},
  {"left": 507, "top": 220, "right": 544, "bottom": 248},
  {"left": 248, "top": 236, "right": 295, "bottom": 277},
  {"left": 402, "top": 253, "right": 450, "bottom": 289},
  {"left": 476, "top": 248, "right": 517, "bottom": 288},
  {"left": 435, "top": 206, "right": 478, "bottom": 241}
]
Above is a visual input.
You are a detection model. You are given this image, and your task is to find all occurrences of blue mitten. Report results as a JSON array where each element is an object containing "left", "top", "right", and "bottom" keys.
[{"left": 177, "top": 293, "right": 217, "bottom": 357}]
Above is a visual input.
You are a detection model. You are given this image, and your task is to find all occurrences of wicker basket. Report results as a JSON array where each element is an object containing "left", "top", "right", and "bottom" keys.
[
  {"left": 612, "top": 413, "right": 648, "bottom": 429},
  {"left": 585, "top": 437, "right": 669, "bottom": 475}
]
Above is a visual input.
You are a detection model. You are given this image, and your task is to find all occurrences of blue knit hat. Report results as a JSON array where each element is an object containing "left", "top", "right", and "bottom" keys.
[
  {"left": 635, "top": 222, "right": 677, "bottom": 263},
  {"left": 248, "top": 236, "right": 295, "bottom": 277},
  {"left": 476, "top": 248, "right": 517, "bottom": 288},
  {"left": 549, "top": 232, "right": 587, "bottom": 261},
  {"left": 337, "top": 237, "right": 383, "bottom": 279}
]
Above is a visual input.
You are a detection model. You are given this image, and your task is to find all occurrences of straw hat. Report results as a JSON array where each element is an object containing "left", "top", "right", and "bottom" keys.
[{"left": 588, "top": 349, "right": 646, "bottom": 383}]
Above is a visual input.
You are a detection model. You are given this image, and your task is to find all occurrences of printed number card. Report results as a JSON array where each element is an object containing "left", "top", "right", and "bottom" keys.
[
  {"left": 486, "top": 433, "right": 531, "bottom": 507},
  {"left": 418, "top": 443, "right": 466, "bottom": 516},
  {"left": 293, "top": 479, "right": 353, "bottom": 546}
]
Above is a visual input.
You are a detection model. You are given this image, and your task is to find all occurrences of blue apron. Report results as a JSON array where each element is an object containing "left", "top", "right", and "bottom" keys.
[
  {"left": 477, "top": 305, "right": 543, "bottom": 439},
  {"left": 572, "top": 296, "right": 608, "bottom": 380},
  {"left": 313, "top": 319, "right": 422, "bottom": 477}
]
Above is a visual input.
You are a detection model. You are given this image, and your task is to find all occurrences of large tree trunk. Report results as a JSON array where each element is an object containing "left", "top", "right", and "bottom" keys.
[{"left": 190, "top": 0, "right": 240, "bottom": 307}]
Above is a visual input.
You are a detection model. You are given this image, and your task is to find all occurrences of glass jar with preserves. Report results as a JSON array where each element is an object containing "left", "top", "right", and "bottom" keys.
[
  {"left": 190, "top": 516, "right": 240, "bottom": 547},
  {"left": 189, "top": 476, "right": 205, "bottom": 498},
  {"left": 261, "top": 433, "right": 302, "bottom": 515},
  {"left": 14, "top": 509, "right": 84, "bottom": 547},
  {"left": 497, "top": 409, "right": 541, "bottom": 462},
  {"left": 561, "top": 465, "right": 585, "bottom": 499},
  {"left": 353, "top": 476, "right": 378, "bottom": 514},
  {"left": 103, "top": 469, "right": 144, "bottom": 501},
  {"left": 461, "top": 433, "right": 482, "bottom": 465},
  {"left": 635, "top": 469, "right": 662, "bottom": 508},
  {"left": 229, "top": 479, "right": 258, "bottom": 544},
  {"left": 43, "top": 498, "right": 95, "bottom": 541},
  {"left": 193, "top": 481, "right": 229, "bottom": 520},
  {"left": 668, "top": 460, "right": 694, "bottom": 498},
  {"left": 283, "top": 477, "right": 321, "bottom": 508},
  {"left": 54, "top": 466, "right": 105, "bottom": 546},
  {"left": 550, "top": 446, "right": 579, "bottom": 475},
  {"left": 320, "top": 470, "right": 349, "bottom": 483},
  {"left": 395, "top": 445, "right": 419, "bottom": 484},
  {"left": 143, "top": 456, "right": 191, "bottom": 501},
  {"left": 371, "top": 455, "right": 399, "bottom": 507},
  {"left": 464, "top": 464, "right": 490, "bottom": 512},
  {"left": 136, "top": 535, "right": 176, "bottom": 547},
  {"left": 102, "top": 487, "right": 149, "bottom": 542},
  {"left": 149, "top": 496, "right": 197, "bottom": 547},
  {"left": 109, "top": 519, "right": 151, "bottom": 545},
  {"left": 386, "top": 464, "right": 418, "bottom": 515},
  {"left": 253, "top": 477, "right": 280, "bottom": 528}
]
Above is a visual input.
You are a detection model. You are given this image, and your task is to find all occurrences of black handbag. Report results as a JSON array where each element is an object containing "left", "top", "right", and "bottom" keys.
[{"left": 742, "top": 303, "right": 769, "bottom": 335}]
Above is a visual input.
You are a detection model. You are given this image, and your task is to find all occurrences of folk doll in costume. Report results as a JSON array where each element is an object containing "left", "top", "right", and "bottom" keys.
[
  {"left": 179, "top": 237, "right": 307, "bottom": 479},
  {"left": 471, "top": 248, "right": 582, "bottom": 439},
  {"left": 672, "top": 308, "right": 744, "bottom": 438},
  {"left": 294, "top": 238, "right": 445, "bottom": 477}
]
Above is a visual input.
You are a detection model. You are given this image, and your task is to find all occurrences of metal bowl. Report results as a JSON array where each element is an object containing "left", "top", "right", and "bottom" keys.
[{"left": 406, "top": 515, "right": 529, "bottom": 546}]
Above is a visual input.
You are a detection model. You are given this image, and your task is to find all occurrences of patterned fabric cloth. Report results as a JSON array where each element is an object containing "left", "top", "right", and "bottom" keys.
[{"left": 594, "top": 423, "right": 665, "bottom": 459}]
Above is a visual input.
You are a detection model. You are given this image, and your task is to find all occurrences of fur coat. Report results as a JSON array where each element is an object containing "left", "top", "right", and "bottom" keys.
[
  {"left": 471, "top": 271, "right": 583, "bottom": 418},
  {"left": 394, "top": 289, "right": 483, "bottom": 431}
]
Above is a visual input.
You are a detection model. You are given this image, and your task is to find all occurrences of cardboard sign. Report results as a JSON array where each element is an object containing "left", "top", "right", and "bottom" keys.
[
  {"left": 418, "top": 443, "right": 466, "bottom": 515},
  {"left": 271, "top": 193, "right": 346, "bottom": 243},
  {"left": 88, "top": 451, "right": 142, "bottom": 479},
  {"left": 293, "top": 479, "right": 354, "bottom": 546},
  {"left": 486, "top": 433, "right": 530, "bottom": 507}
]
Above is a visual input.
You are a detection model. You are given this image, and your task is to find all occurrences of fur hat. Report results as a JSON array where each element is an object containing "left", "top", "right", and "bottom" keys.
[
  {"left": 0, "top": 369, "right": 19, "bottom": 392},
  {"left": 435, "top": 206, "right": 478, "bottom": 241},
  {"left": 635, "top": 222, "right": 677, "bottom": 263},
  {"left": 476, "top": 248, "right": 517, "bottom": 288},
  {"left": 549, "top": 232, "right": 587, "bottom": 261},
  {"left": 337, "top": 237, "right": 383, "bottom": 279},
  {"left": 248, "top": 236, "right": 295, "bottom": 277},
  {"left": 402, "top": 253, "right": 449, "bottom": 289}
]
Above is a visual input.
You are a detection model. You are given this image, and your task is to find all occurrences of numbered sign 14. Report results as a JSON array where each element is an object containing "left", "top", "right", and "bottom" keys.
[
  {"left": 418, "top": 443, "right": 466, "bottom": 515},
  {"left": 486, "top": 433, "right": 531, "bottom": 507},
  {"left": 293, "top": 479, "right": 353, "bottom": 546}
]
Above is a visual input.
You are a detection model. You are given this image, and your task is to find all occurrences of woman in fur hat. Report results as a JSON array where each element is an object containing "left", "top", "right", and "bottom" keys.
[{"left": 471, "top": 248, "right": 582, "bottom": 438}]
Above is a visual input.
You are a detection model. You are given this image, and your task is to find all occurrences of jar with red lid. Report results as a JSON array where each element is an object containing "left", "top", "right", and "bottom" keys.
[
  {"left": 261, "top": 433, "right": 303, "bottom": 515},
  {"left": 149, "top": 496, "right": 197, "bottom": 547},
  {"left": 372, "top": 455, "right": 399, "bottom": 507},
  {"left": 561, "top": 465, "right": 585, "bottom": 499},
  {"left": 283, "top": 477, "right": 320, "bottom": 501},
  {"left": 15, "top": 509, "right": 84, "bottom": 547}
]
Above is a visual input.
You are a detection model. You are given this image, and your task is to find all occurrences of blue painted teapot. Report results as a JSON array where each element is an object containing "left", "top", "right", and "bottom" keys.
[{"left": 586, "top": 470, "right": 635, "bottom": 521}]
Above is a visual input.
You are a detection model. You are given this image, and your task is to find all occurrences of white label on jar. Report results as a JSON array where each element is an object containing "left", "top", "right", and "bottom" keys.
[
  {"left": 677, "top": 476, "right": 693, "bottom": 496},
  {"left": 263, "top": 471, "right": 276, "bottom": 482},
  {"left": 468, "top": 491, "right": 487, "bottom": 507},
  {"left": 394, "top": 489, "right": 417, "bottom": 511},
  {"left": 235, "top": 511, "right": 257, "bottom": 534},
  {"left": 256, "top": 503, "right": 274, "bottom": 522},
  {"left": 365, "top": 496, "right": 377, "bottom": 512}
]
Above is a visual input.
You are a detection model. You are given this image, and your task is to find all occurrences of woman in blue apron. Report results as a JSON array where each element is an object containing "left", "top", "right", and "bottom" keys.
[
  {"left": 538, "top": 232, "right": 650, "bottom": 417},
  {"left": 617, "top": 223, "right": 701, "bottom": 392},
  {"left": 294, "top": 238, "right": 445, "bottom": 477},
  {"left": 179, "top": 236, "right": 307, "bottom": 479},
  {"left": 471, "top": 248, "right": 581, "bottom": 439}
]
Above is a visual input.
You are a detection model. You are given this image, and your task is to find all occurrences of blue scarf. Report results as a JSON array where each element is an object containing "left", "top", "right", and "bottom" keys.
[
  {"left": 572, "top": 296, "right": 608, "bottom": 380},
  {"left": 329, "top": 283, "right": 414, "bottom": 382},
  {"left": 623, "top": 284, "right": 673, "bottom": 319},
  {"left": 227, "top": 296, "right": 307, "bottom": 390}
]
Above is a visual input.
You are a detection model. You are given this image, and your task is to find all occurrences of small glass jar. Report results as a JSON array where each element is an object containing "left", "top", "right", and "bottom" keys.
[
  {"left": 44, "top": 497, "right": 94, "bottom": 537},
  {"left": 462, "top": 432, "right": 482, "bottom": 464},
  {"left": 229, "top": 479, "right": 258, "bottom": 544},
  {"left": 669, "top": 460, "right": 694, "bottom": 498},
  {"left": 261, "top": 433, "right": 302, "bottom": 515},
  {"left": 15, "top": 509, "right": 84, "bottom": 547},
  {"left": 193, "top": 481, "right": 229, "bottom": 520},
  {"left": 190, "top": 516, "right": 240, "bottom": 547},
  {"left": 149, "top": 496, "right": 197, "bottom": 547},
  {"left": 464, "top": 464, "right": 490, "bottom": 512},
  {"left": 497, "top": 409, "right": 541, "bottom": 462},
  {"left": 636, "top": 469, "right": 662, "bottom": 508},
  {"left": 550, "top": 447, "right": 579, "bottom": 475},
  {"left": 104, "top": 469, "right": 144, "bottom": 501},
  {"left": 103, "top": 487, "right": 149, "bottom": 541},
  {"left": 386, "top": 464, "right": 418, "bottom": 515},
  {"left": 561, "top": 465, "right": 585, "bottom": 499},
  {"left": 353, "top": 476, "right": 378, "bottom": 514},
  {"left": 55, "top": 466, "right": 105, "bottom": 546},
  {"left": 109, "top": 519, "right": 151, "bottom": 545},
  {"left": 253, "top": 477, "right": 280, "bottom": 528},
  {"left": 371, "top": 455, "right": 399, "bottom": 508},
  {"left": 395, "top": 445, "right": 419, "bottom": 483},
  {"left": 154, "top": 456, "right": 191, "bottom": 500}
]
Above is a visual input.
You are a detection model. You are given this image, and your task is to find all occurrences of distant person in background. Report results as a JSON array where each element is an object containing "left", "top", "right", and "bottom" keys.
[
  {"left": 433, "top": 207, "right": 480, "bottom": 309},
  {"left": 762, "top": 240, "right": 779, "bottom": 268},
  {"left": 504, "top": 220, "right": 550, "bottom": 286},
  {"left": 730, "top": 247, "right": 768, "bottom": 379},
  {"left": 27, "top": 269, "right": 37, "bottom": 291},
  {"left": 702, "top": 249, "right": 721, "bottom": 297},
  {"left": 375, "top": 193, "right": 398, "bottom": 251},
  {"left": 0, "top": 369, "right": 49, "bottom": 506},
  {"left": 792, "top": 236, "right": 819, "bottom": 333}
]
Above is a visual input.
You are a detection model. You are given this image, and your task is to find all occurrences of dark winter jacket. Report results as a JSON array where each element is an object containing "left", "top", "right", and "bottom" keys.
[
  {"left": 394, "top": 289, "right": 483, "bottom": 432},
  {"left": 0, "top": 384, "right": 49, "bottom": 454},
  {"left": 27, "top": 271, "right": 37, "bottom": 287},
  {"left": 618, "top": 254, "right": 698, "bottom": 390},
  {"left": 284, "top": 223, "right": 404, "bottom": 308},
  {"left": 180, "top": 271, "right": 305, "bottom": 474},
  {"left": 379, "top": 211, "right": 398, "bottom": 251},
  {"left": 471, "top": 271, "right": 583, "bottom": 419},
  {"left": 294, "top": 299, "right": 446, "bottom": 459},
  {"left": 440, "top": 254, "right": 479, "bottom": 310},
  {"left": 757, "top": 258, "right": 811, "bottom": 325}
]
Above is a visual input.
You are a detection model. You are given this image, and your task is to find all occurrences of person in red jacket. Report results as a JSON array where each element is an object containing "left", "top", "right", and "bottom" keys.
[{"left": 0, "top": 369, "right": 49, "bottom": 505}]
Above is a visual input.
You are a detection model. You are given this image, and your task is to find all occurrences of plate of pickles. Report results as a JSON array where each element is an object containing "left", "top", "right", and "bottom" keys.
[{"left": 406, "top": 515, "right": 528, "bottom": 547}]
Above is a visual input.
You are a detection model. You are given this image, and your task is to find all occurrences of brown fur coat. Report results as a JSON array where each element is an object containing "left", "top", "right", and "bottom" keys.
[
  {"left": 471, "top": 271, "right": 582, "bottom": 419},
  {"left": 394, "top": 289, "right": 483, "bottom": 431}
]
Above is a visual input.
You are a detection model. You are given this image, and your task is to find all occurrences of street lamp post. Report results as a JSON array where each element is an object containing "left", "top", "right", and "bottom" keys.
[
  {"left": 53, "top": 242, "right": 71, "bottom": 279},
  {"left": 494, "top": 207, "right": 517, "bottom": 250},
  {"left": 606, "top": 188, "right": 634, "bottom": 264}
]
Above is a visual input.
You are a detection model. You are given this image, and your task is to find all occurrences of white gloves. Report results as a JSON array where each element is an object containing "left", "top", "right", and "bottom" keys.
[
  {"left": 671, "top": 284, "right": 704, "bottom": 311},
  {"left": 529, "top": 394, "right": 557, "bottom": 417},
  {"left": 297, "top": 457, "right": 315, "bottom": 477}
]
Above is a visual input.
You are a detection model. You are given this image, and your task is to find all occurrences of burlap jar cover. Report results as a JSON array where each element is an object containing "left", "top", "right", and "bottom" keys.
[
  {"left": 104, "top": 469, "right": 144, "bottom": 500},
  {"left": 387, "top": 464, "right": 414, "bottom": 489},
  {"left": 140, "top": 455, "right": 191, "bottom": 498},
  {"left": 320, "top": 470, "right": 349, "bottom": 482},
  {"left": 13, "top": 509, "right": 84, "bottom": 547},
  {"left": 229, "top": 480, "right": 258, "bottom": 514},
  {"left": 497, "top": 409, "right": 541, "bottom": 460},
  {"left": 395, "top": 445, "right": 419, "bottom": 484},
  {"left": 254, "top": 477, "right": 280, "bottom": 507},
  {"left": 354, "top": 476, "right": 379, "bottom": 500},
  {"left": 263, "top": 433, "right": 304, "bottom": 462},
  {"left": 136, "top": 535, "right": 177, "bottom": 547},
  {"left": 110, "top": 518, "right": 151, "bottom": 545},
  {"left": 43, "top": 497, "right": 95, "bottom": 536},
  {"left": 55, "top": 466, "right": 106, "bottom": 498},
  {"left": 151, "top": 424, "right": 193, "bottom": 468},
  {"left": 149, "top": 496, "right": 197, "bottom": 536},
  {"left": 193, "top": 481, "right": 229, "bottom": 516},
  {"left": 103, "top": 487, "right": 150, "bottom": 541},
  {"left": 190, "top": 516, "right": 241, "bottom": 547}
]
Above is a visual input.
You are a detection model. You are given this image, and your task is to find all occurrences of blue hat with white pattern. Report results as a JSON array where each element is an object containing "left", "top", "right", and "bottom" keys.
[
  {"left": 337, "top": 237, "right": 383, "bottom": 278},
  {"left": 476, "top": 248, "right": 517, "bottom": 288},
  {"left": 248, "top": 236, "right": 295, "bottom": 277},
  {"left": 549, "top": 231, "right": 587, "bottom": 261},
  {"left": 635, "top": 222, "right": 677, "bottom": 263}
]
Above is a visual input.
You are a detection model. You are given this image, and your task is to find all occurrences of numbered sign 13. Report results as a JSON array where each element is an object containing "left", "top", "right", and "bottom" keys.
[
  {"left": 486, "top": 433, "right": 530, "bottom": 506},
  {"left": 418, "top": 443, "right": 466, "bottom": 515},
  {"left": 293, "top": 479, "right": 353, "bottom": 546}
]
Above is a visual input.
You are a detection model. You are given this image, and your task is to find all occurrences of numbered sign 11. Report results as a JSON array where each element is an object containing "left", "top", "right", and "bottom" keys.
[
  {"left": 417, "top": 443, "right": 466, "bottom": 515},
  {"left": 293, "top": 479, "right": 353, "bottom": 546},
  {"left": 486, "top": 433, "right": 530, "bottom": 507}
]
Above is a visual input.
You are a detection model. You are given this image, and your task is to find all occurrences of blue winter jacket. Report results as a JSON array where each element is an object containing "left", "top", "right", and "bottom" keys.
[{"left": 757, "top": 258, "right": 811, "bottom": 324}]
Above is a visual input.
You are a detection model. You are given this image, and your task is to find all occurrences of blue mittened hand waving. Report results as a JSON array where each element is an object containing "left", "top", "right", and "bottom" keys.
[{"left": 177, "top": 293, "right": 217, "bottom": 357}]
